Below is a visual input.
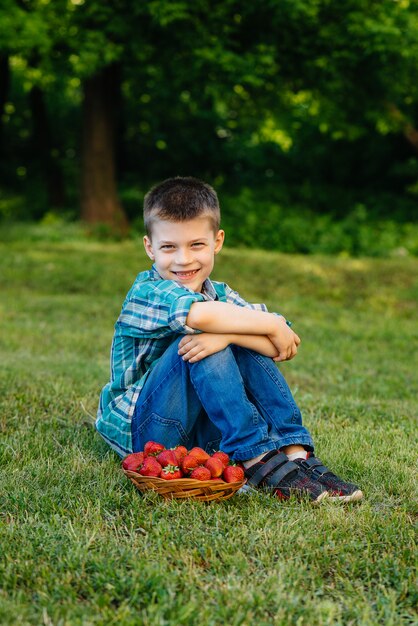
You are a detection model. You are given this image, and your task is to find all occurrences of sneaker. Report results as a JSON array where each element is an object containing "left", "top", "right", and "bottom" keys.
[
  {"left": 244, "top": 450, "right": 329, "bottom": 504},
  {"left": 294, "top": 456, "right": 363, "bottom": 502}
]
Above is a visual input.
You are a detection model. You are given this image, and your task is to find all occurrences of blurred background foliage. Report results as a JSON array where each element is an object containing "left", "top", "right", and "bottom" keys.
[{"left": 1, "top": 0, "right": 418, "bottom": 255}]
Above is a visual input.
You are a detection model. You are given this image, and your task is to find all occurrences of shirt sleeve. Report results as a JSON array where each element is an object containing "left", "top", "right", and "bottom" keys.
[{"left": 116, "top": 280, "right": 206, "bottom": 338}]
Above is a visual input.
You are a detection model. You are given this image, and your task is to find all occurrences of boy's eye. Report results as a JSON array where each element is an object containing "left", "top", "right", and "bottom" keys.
[{"left": 159, "top": 242, "right": 205, "bottom": 250}]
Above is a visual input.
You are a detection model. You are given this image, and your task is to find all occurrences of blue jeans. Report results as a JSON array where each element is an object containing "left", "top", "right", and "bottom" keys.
[{"left": 131, "top": 338, "right": 314, "bottom": 461}]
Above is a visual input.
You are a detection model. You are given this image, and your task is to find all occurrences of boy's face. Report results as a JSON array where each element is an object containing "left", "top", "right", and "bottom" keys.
[{"left": 144, "top": 216, "right": 224, "bottom": 292}]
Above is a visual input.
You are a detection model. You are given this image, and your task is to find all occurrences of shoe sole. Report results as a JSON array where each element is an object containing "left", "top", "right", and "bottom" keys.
[
  {"left": 327, "top": 489, "right": 364, "bottom": 503},
  {"left": 313, "top": 490, "right": 330, "bottom": 504},
  {"left": 241, "top": 484, "right": 362, "bottom": 504}
]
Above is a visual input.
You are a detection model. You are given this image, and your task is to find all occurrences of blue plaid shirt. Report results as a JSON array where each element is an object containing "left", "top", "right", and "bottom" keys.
[{"left": 96, "top": 265, "right": 272, "bottom": 456}]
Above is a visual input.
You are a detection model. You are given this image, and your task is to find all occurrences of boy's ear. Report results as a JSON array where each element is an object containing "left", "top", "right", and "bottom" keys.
[
  {"left": 214, "top": 229, "right": 225, "bottom": 254},
  {"left": 143, "top": 235, "right": 155, "bottom": 260}
]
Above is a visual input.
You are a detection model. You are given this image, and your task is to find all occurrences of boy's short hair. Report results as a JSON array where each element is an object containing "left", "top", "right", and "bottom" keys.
[{"left": 143, "top": 176, "right": 220, "bottom": 237}]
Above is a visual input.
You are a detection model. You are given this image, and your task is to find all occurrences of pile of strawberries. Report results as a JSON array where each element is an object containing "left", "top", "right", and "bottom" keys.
[{"left": 122, "top": 440, "right": 245, "bottom": 483}]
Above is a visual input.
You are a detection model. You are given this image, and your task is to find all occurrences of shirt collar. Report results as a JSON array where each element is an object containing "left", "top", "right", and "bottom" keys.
[{"left": 151, "top": 264, "right": 218, "bottom": 301}]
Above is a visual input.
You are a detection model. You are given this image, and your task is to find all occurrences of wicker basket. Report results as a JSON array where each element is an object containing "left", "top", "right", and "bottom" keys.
[{"left": 123, "top": 469, "right": 245, "bottom": 502}]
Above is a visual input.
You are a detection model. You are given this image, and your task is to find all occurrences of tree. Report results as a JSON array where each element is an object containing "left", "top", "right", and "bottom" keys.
[
  {"left": 81, "top": 64, "right": 127, "bottom": 230},
  {"left": 1, "top": 0, "right": 418, "bottom": 226}
]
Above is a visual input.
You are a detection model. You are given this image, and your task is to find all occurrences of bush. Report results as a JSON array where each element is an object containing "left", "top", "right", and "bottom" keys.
[
  {"left": 1, "top": 187, "right": 417, "bottom": 257},
  {"left": 221, "top": 189, "right": 418, "bottom": 257}
]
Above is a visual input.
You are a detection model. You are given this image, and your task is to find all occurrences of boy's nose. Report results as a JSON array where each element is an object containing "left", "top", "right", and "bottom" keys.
[{"left": 175, "top": 249, "right": 192, "bottom": 265}]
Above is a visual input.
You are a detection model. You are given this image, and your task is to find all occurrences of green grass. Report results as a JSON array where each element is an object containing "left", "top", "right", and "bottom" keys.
[{"left": 0, "top": 231, "right": 417, "bottom": 625}]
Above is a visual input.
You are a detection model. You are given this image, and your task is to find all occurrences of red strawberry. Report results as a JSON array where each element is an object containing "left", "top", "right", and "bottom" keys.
[
  {"left": 160, "top": 465, "right": 183, "bottom": 480},
  {"left": 180, "top": 454, "right": 200, "bottom": 475},
  {"left": 172, "top": 445, "right": 188, "bottom": 462},
  {"left": 223, "top": 465, "right": 245, "bottom": 483},
  {"left": 190, "top": 466, "right": 211, "bottom": 481},
  {"left": 156, "top": 449, "right": 178, "bottom": 467},
  {"left": 122, "top": 452, "right": 144, "bottom": 471},
  {"left": 143, "top": 441, "right": 165, "bottom": 457},
  {"left": 212, "top": 451, "right": 230, "bottom": 468},
  {"left": 188, "top": 447, "right": 210, "bottom": 464},
  {"left": 139, "top": 457, "right": 162, "bottom": 477},
  {"left": 205, "top": 457, "right": 224, "bottom": 478}
]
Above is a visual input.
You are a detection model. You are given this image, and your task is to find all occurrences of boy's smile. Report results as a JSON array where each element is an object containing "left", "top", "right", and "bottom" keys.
[{"left": 143, "top": 216, "right": 224, "bottom": 292}]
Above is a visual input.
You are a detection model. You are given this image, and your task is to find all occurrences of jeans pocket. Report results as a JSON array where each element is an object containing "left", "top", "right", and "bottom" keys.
[{"left": 135, "top": 412, "right": 189, "bottom": 449}]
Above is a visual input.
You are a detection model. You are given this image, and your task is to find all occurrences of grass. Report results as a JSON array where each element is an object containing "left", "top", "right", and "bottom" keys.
[{"left": 0, "top": 229, "right": 417, "bottom": 625}]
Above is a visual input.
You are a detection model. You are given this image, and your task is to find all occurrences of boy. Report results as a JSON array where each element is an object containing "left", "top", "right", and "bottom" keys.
[{"left": 96, "top": 177, "right": 363, "bottom": 503}]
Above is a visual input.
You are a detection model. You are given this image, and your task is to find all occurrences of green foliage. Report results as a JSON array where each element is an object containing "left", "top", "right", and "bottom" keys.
[
  {"left": 0, "top": 237, "right": 417, "bottom": 624},
  {"left": 221, "top": 189, "right": 418, "bottom": 257},
  {"left": 1, "top": 0, "right": 418, "bottom": 228},
  {"left": 2, "top": 207, "right": 418, "bottom": 257}
]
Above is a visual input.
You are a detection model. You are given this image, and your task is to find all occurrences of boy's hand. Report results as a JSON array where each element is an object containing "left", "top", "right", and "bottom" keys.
[
  {"left": 269, "top": 316, "right": 301, "bottom": 362},
  {"left": 178, "top": 333, "right": 230, "bottom": 363}
]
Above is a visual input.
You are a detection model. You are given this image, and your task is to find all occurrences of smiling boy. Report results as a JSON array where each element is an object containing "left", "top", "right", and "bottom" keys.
[{"left": 96, "top": 176, "right": 363, "bottom": 503}]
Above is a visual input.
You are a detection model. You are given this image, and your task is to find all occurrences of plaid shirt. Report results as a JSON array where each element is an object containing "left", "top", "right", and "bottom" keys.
[{"left": 96, "top": 265, "right": 272, "bottom": 457}]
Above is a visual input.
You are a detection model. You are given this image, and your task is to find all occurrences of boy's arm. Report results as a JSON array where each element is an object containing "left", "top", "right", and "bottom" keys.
[
  {"left": 186, "top": 301, "right": 300, "bottom": 362},
  {"left": 187, "top": 301, "right": 279, "bottom": 334},
  {"left": 224, "top": 333, "right": 279, "bottom": 357},
  {"left": 178, "top": 332, "right": 280, "bottom": 363}
]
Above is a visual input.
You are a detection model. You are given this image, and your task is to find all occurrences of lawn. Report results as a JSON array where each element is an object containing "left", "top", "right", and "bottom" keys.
[{"left": 0, "top": 228, "right": 417, "bottom": 625}]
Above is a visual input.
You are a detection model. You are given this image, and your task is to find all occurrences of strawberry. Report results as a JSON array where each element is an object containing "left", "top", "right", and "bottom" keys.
[
  {"left": 190, "top": 466, "right": 211, "bottom": 481},
  {"left": 223, "top": 465, "right": 245, "bottom": 483},
  {"left": 205, "top": 457, "right": 224, "bottom": 478},
  {"left": 156, "top": 449, "right": 178, "bottom": 467},
  {"left": 122, "top": 452, "right": 144, "bottom": 471},
  {"left": 143, "top": 441, "right": 165, "bottom": 457},
  {"left": 180, "top": 454, "right": 200, "bottom": 475},
  {"left": 188, "top": 447, "right": 210, "bottom": 464},
  {"left": 139, "top": 457, "right": 162, "bottom": 477},
  {"left": 160, "top": 465, "right": 183, "bottom": 480},
  {"left": 212, "top": 451, "right": 230, "bottom": 469},
  {"left": 171, "top": 445, "right": 188, "bottom": 462}
]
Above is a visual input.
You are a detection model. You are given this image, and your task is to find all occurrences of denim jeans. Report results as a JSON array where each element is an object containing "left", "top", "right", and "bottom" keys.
[{"left": 131, "top": 338, "right": 314, "bottom": 461}]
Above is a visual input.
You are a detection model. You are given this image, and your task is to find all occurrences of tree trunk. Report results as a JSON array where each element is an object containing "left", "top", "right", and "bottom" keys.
[
  {"left": 81, "top": 64, "right": 128, "bottom": 232},
  {"left": 29, "top": 85, "right": 66, "bottom": 209}
]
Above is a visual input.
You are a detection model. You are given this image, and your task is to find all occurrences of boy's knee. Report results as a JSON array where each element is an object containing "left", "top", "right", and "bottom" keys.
[
  {"left": 189, "top": 345, "right": 235, "bottom": 373},
  {"left": 232, "top": 344, "right": 274, "bottom": 368}
]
